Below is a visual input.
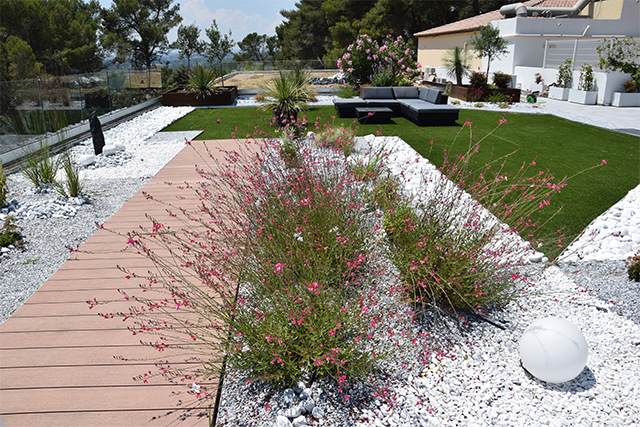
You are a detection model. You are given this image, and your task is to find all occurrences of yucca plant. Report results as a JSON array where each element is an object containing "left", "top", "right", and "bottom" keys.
[
  {"left": 259, "top": 69, "right": 314, "bottom": 126},
  {"left": 187, "top": 63, "right": 219, "bottom": 98},
  {"left": 443, "top": 46, "right": 472, "bottom": 86}
]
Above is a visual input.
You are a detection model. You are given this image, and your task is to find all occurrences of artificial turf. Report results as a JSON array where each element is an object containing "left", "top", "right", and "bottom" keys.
[{"left": 162, "top": 105, "right": 639, "bottom": 259}]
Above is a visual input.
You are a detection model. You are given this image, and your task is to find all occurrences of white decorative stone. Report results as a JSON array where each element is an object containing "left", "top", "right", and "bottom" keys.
[
  {"left": 519, "top": 317, "right": 588, "bottom": 384},
  {"left": 276, "top": 415, "right": 293, "bottom": 427},
  {"left": 79, "top": 154, "right": 95, "bottom": 166},
  {"left": 292, "top": 415, "right": 308, "bottom": 426},
  {"left": 102, "top": 145, "right": 117, "bottom": 156},
  {"left": 311, "top": 406, "right": 324, "bottom": 419},
  {"left": 114, "top": 142, "right": 126, "bottom": 151}
]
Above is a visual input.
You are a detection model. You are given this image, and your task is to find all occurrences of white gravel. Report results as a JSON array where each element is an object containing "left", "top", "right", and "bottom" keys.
[{"left": 1, "top": 100, "right": 639, "bottom": 427}]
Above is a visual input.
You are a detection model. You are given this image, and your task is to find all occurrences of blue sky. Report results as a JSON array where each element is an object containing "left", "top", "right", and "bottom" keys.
[{"left": 96, "top": 0, "right": 298, "bottom": 44}]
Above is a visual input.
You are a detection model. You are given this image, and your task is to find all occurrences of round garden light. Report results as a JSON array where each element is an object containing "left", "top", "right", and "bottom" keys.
[{"left": 519, "top": 317, "right": 588, "bottom": 384}]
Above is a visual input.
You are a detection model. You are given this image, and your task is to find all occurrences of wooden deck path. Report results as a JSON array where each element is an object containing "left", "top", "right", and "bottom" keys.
[{"left": 0, "top": 139, "right": 240, "bottom": 427}]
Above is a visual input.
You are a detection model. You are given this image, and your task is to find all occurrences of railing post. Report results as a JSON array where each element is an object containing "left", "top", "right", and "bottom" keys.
[
  {"left": 36, "top": 77, "right": 46, "bottom": 133},
  {"left": 542, "top": 40, "right": 549, "bottom": 68},
  {"left": 571, "top": 38, "right": 578, "bottom": 69}
]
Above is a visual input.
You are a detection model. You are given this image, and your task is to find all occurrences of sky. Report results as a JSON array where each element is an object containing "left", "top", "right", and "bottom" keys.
[{"left": 96, "top": 0, "right": 298, "bottom": 45}]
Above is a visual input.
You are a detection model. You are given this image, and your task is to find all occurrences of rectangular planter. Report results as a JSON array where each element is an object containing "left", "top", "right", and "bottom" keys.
[
  {"left": 612, "top": 92, "right": 640, "bottom": 107},
  {"left": 446, "top": 85, "right": 521, "bottom": 103},
  {"left": 162, "top": 86, "right": 238, "bottom": 106},
  {"left": 548, "top": 87, "right": 570, "bottom": 101},
  {"left": 568, "top": 89, "right": 597, "bottom": 105}
]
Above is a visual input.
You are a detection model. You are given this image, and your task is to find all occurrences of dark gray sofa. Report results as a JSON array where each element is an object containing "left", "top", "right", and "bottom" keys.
[{"left": 334, "top": 86, "right": 459, "bottom": 126}]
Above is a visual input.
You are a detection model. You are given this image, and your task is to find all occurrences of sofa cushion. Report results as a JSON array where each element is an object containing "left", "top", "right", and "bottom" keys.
[
  {"left": 362, "top": 87, "right": 394, "bottom": 99},
  {"left": 392, "top": 86, "right": 419, "bottom": 99}
]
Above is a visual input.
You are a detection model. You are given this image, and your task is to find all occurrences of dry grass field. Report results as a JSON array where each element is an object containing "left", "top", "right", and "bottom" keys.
[{"left": 214, "top": 70, "right": 339, "bottom": 89}]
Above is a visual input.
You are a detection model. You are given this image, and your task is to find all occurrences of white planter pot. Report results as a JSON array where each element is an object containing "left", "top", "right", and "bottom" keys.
[
  {"left": 568, "top": 89, "right": 598, "bottom": 105},
  {"left": 612, "top": 92, "right": 640, "bottom": 107},
  {"left": 530, "top": 83, "right": 547, "bottom": 93},
  {"left": 548, "top": 87, "right": 570, "bottom": 101}
]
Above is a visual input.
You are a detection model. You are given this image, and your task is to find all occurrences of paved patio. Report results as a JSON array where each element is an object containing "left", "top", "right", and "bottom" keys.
[{"left": 0, "top": 139, "right": 240, "bottom": 427}]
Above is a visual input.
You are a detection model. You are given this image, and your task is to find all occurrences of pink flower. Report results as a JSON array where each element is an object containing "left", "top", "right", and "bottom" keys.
[
  {"left": 274, "top": 263, "right": 284, "bottom": 274},
  {"left": 601, "top": 159, "right": 607, "bottom": 165},
  {"left": 216, "top": 119, "right": 220, "bottom": 124}
]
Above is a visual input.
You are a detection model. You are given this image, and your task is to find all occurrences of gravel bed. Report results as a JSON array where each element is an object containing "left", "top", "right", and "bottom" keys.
[{"left": 0, "top": 104, "right": 638, "bottom": 427}]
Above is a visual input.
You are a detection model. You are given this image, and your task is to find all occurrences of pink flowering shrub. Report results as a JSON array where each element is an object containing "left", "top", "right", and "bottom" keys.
[{"left": 338, "top": 34, "right": 420, "bottom": 86}]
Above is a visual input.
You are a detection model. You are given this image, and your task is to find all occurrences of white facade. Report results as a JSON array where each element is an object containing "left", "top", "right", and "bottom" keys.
[{"left": 488, "top": 0, "right": 640, "bottom": 104}]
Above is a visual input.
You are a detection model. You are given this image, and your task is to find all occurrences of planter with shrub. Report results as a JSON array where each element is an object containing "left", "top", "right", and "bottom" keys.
[
  {"left": 549, "top": 58, "right": 573, "bottom": 100},
  {"left": 568, "top": 63, "right": 597, "bottom": 105}
]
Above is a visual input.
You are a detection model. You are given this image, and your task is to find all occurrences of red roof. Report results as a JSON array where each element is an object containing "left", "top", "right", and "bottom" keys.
[{"left": 414, "top": 0, "right": 580, "bottom": 37}]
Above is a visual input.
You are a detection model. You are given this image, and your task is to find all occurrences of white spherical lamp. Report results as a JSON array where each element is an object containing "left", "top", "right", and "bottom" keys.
[{"left": 519, "top": 317, "right": 588, "bottom": 384}]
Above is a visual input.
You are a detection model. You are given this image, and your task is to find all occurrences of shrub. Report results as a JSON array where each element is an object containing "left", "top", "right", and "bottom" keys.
[
  {"left": 485, "top": 92, "right": 508, "bottom": 104},
  {"left": 627, "top": 251, "right": 640, "bottom": 282},
  {"left": 492, "top": 72, "right": 511, "bottom": 89},
  {"left": 314, "top": 122, "right": 357, "bottom": 157},
  {"left": 556, "top": 58, "right": 573, "bottom": 89},
  {"left": 623, "top": 79, "right": 639, "bottom": 93},
  {"left": 469, "top": 71, "right": 487, "bottom": 88},
  {"left": 597, "top": 36, "right": 640, "bottom": 90},
  {"left": 0, "top": 161, "right": 9, "bottom": 208},
  {"left": 0, "top": 215, "right": 23, "bottom": 248},
  {"left": 366, "top": 174, "right": 401, "bottom": 211},
  {"left": 450, "top": 99, "right": 461, "bottom": 105},
  {"left": 95, "top": 133, "right": 382, "bottom": 391},
  {"left": 335, "top": 85, "right": 359, "bottom": 98},
  {"left": 259, "top": 70, "right": 314, "bottom": 126},
  {"left": 578, "top": 63, "right": 595, "bottom": 92},
  {"left": 466, "top": 87, "right": 485, "bottom": 102},
  {"left": 474, "top": 102, "right": 485, "bottom": 108},
  {"left": 370, "top": 63, "right": 396, "bottom": 87},
  {"left": 338, "top": 34, "right": 420, "bottom": 86}
]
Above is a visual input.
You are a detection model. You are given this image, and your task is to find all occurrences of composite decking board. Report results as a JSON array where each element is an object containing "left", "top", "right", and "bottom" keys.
[{"left": 0, "top": 139, "right": 240, "bottom": 426}]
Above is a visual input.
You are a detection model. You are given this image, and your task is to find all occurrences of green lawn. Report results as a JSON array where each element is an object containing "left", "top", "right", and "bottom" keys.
[{"left": 163, "top": 105, "right": 640, "bottom": 259}]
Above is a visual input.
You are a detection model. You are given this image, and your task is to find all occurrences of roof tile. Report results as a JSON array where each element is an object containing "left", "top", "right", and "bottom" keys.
[{"left": 414, "top": 0, "right": 580, "bottom": 37}]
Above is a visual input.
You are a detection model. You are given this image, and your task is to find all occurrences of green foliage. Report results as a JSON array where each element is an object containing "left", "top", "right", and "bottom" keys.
[
  {"left": 470, "top": 24, "right": 508, "bottom": 78},
  {"left": 0, "top": 0, "right": 103, "bottom": 76},
  {"left": 259, "top": 70, "right": 315, "bottom": 125},
  {"left": 443, "top": 46, "right": 472, "bottom": 86},
  {"left": 469, "top": 71, "right": 487, "bottom": 88},
  {"left": 339, "top": 34, "right": 419, "bottom": 86},
  {"left": 623, "top": 80, "right": 639, "bottom": 93},
  {"left": 186, "top": 64, "right": 218, "bottom": 98},
  {"left": 314, "top": 124, "right": 356, "bottom": 157},
  {"left": 0, "top": 161, "right": 9, "bottom": 208},
  {"left": 203, "top": 19, "right": 234, "bottom": 85},
  {"left": 335, "top": 85, "right": 359, "bottom": 98},
  {"left": 597, "top": 37, "right": 640, "bottom": 88},
  {"left": 21, "top": 144, "right": 59, "bottom": 188},
  {"left": 101, "top": 0, "right": 182, "bottom": 69},
  {"left": 474, "top": 102, "right": 485, "bottom": 108},
  {"left": 450, "top": 99, "right": 461, "bottom": 105},
  {"left": 233, "top": 33, "right": 279, "bottom": 63},
  {"left": 556, "top": 59, "right": 573, "bottom": 89},
  {"left": 366, "top": 174, "right": 401, "bottom": 211},
  {"left": 53, "top": 150, "right": 84, "bottom": 198},
  {"left": 172, "top": 24, "right": 204, "bottom": 70},
  {"left": 485, "top": 92, "right": 508, "bottom": 104},
  {"left": 0, "top": 215, "right": 23, "bottom": 248},
  {"left": 578, "top": 63, "right": 595, "bottom": 92},
  {"left": 492, "top": 72, "right": 511, "bottom": 89},
  {"left": 627, "top": 251, "right": 640, "bottom": 282}
]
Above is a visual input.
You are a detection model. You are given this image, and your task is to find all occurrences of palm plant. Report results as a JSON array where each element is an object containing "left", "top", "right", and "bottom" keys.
[
  {"left": 186, "top": 63, "right": 219, "bottom": 98},
  {"left": 259, "top": 69, "right": 314, "bottom": 126},
  {"left": 443, "top": 46, "right": 472, "bottom": 86}
]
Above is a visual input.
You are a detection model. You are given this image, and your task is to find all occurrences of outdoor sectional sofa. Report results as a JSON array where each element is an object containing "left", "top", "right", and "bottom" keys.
[{"left": 334, "top": 86, "right": 459, "bottom": 126}]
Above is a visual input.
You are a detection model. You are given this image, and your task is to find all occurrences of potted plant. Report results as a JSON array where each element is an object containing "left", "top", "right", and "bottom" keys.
[
  {"left": 569, "top": 63, "right": 598, "bottom": 105},
  {"left": 598, "top": 37, "right": 640, "bottom": 107},
  {"left": 549, "top": 58, "right": 572, "bottom": 100},
  {"left": 530, "top": 73, "right": 546, "bottom": 93},
  {"left": 612, "top": 79, "right": 640, "bottom": 107},
  {"left": 162, "top": 64, "right": 238, "bottom": 106}
]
